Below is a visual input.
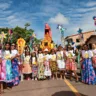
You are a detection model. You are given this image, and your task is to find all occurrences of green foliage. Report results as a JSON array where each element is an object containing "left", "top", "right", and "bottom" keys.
[
  {"left": 12, "top": 26, "right": 34, "bottom": 43},
  {"left": 0, "top": 24, "right": 40, "bottom": 44}
]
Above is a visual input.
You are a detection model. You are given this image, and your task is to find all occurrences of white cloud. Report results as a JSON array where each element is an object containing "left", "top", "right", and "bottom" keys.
[
  {"left": 86, "top": 1, "right": 96, "bottom": 7},
  {"left": 0, "top": 1, "right": 12, "bottom": 10},
  {"left": 49, "top": 13, "right": 69, "bottom": 24},
  {"left": 77, "top": 7, "right": 96, "bottom": 12}
]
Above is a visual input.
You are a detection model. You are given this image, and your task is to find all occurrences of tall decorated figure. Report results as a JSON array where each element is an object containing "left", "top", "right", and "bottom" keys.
[{"left": 40, "top": 23, "right": 54, "bottom": 51}]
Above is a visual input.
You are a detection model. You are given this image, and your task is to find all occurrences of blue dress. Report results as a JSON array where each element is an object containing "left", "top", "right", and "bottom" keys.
[
  {"left": 81, "top": 50, "right": 96, "bottom": 85},
  {"left": 12, "top": 58, "right": 20, "bottom": 85},
  {"left": 4, "top": 50, "right": 13, "bottom": 83},
  {"left": 6, "top": 60, "right": 13, "bottom": 82},
  {"left": 11, "top": 50, "right": 20, "bottom": 86}
]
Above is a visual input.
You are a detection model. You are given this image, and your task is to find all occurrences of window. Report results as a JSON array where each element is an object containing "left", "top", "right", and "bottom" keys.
[
  {"left": 76, "top": 39, "right": 80, "bottom": 42},
  {"left": 67, "top": 38, "right": 73, "bottom": 43}
]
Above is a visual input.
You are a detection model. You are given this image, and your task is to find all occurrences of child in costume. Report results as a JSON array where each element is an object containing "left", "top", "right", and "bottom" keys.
[
  {"left": 11, "top": 43, "right": 20, "bottom": 86},
  {"left": 65, "top": 46, "right": 78, "bottom": 82},
  {"left": 50, "top": 49, "right": 58, "bottom": 80},
  {"left": 81, "top": 44, "right": 96, "bottom": 85},
  {"left": 92, "top": 44, "right": 96, "bottom": 74},
  {"left": 31, "top": 52, "right": 38, "bottom": 80},
  {"left": 22, "top": 50, "right": 32, "bottom": 80},
  {"left": 4, "top": 43, "right": 13, "bottom": 88},
  {"left": 0, "top": 44, "right": 6, "bottom": 94},
  {"left": 37, "top": 49, "right": 45, "bottom": 80},
  {"left": 56, "top": 46, "right": 65, "bottom": 80},
  {"left": 43, "top": 49, "right": 51, "bottom": 79}
]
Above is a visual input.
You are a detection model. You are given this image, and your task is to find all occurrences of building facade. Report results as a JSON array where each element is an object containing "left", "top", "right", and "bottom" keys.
[{"left": 65, "top": 30, "right": 96, "bottom": 48}]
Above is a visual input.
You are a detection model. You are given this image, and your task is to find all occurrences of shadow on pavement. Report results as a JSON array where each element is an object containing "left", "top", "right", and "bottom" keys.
[{"left": 52, "top": 91, "right": 88, "bottom": 96}]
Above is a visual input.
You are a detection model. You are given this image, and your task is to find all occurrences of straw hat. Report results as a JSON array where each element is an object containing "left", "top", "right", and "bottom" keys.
[{"left": 44, "top": 48, "right": 48, "bottom": 52}]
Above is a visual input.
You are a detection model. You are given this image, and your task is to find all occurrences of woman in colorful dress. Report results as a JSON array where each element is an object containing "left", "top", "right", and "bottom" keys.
[
  {"left": 50, "top": 49, "right": 58, "bottom": 80},
  {"left": 22, "top": 50, "right": 32, "bottom": 80},
  {"left": 81, "top": 44, "right": 96, "bottom": 84},
  {"left": 0, "top": 44, "right": 6, "bottom": 94},
  {"left": 92, "top": 43, "right": 96, "bottom": 75},
  {"left": 37, "top": 49, "right": 45, "bottom": 80},
  {"left": 65, "top": 46, "right": 78, "bottom": 82},
  {"left": 4, "top": 42, "right": 13, "bottom": 88},
  {"left": 43, "top": 49, "right": 51, "bottom": 79},
  {"left": 56, "top": 46, "right": 65, "bottom": 80},
  {"left": 31, "top": 52, "right": 38, "bottom": 80},
  {"left": 11, "top": 43, "right": 20, "bottom": 86}
]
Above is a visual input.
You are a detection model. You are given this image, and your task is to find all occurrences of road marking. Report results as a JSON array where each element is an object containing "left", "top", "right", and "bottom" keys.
[{"left": 64, "top": 79, "right": 81, "bottom": 96}]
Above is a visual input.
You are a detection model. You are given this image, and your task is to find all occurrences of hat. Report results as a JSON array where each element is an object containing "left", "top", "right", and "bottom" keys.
[{"left": 44, "top": 48, "right": 48, "bottom": 52}]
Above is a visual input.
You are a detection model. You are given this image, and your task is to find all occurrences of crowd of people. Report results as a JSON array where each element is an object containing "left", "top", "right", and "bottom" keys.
[{"left": 0, "top": 42, "right": 96, "bottom": 94}]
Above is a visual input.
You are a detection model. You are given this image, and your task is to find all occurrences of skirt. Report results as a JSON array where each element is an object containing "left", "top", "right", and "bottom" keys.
[
  {"left": 22, "top": 64, "right": 32, "bottom": 74},
  {"left": 66, "top": 58, "right": 77, "bottom": 71},
  {"left": 0, "top": 59, "right": 6, "bottom": 82},
  {"left": 50, "top": 61, "right": 58, "bottom": 72},
  {"left": 44, "top": 61, "right": 51, "bottom": 76},
  {"left": 92, "top": 56, "right": 96, "bottom": 68},
  {"left": 32, "top": 65, "right": 38, "bottom": 78},
  {"left": 12, "top": 59, "right": 20, "bottom": 86},
  {"left": 81, "top": 58, "right": 96, "bottom": 85},
  {"left": 38, "top": 62, "right": 45, "bottom": 79},
  {"left": 57, "top": 60, "right": 65, "bottom": 70},
  {"left": 6, "top": 60, "right": 13, "bottom": 83}
]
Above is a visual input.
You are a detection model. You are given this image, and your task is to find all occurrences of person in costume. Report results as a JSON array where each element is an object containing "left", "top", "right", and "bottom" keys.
[
  {"left": 43, "top": 49, "right": 51, "bottom": 79},
  {"left": 11, "top": 43, "right": 20, "bottom": 86},
  {"left": 22, "top": 50, "right": 32, "bottom": 80},
  {"left": 31, "top": 52, "right": 38, "bottom": 80},
  {"left": 4, "top": 42, "right": 13, "bottom": 88},
  {"left": 37, "top": 49, "right": 45, "bottom": 80},
  {"left": 56, "top": 46, "right": 65, "bottom": 80},
  {"left": 92, "top": 44, "right": 96, "bottom": 75},
  {"left": 65, "top": 46, "right": 78, "bottom": 82},
  {"left": 0, "top": 44, "right": 6, "bottom": 94},
  {"left": 81, "top": 44, "right": 96, "bottom": 85},
  {"left": 50, "top": 49, "right": 58, "bottom": 80}
]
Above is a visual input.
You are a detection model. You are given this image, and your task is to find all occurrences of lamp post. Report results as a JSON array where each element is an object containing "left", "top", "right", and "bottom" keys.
[{"left": 57, "top": 25, "right": 66, "bottom": 47}]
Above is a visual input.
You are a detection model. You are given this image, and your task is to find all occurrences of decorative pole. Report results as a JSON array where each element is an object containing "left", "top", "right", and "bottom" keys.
[
  {"left": 77, "top": 28, "right": 83, "bottom": 45},
  {"left": 57, "top": 24, "right": 66, "bottom": 47},
  {"left": 29, "top": 33, "right": 36, "bottom": 52},
  {"left": 8, "top": 29, "right": 13, "bottom": 43},
  {"left": 0, "top": 31, "right": 7, "bottom": 49},
  {"left": 93, "top": 16, "right": 96, "bottom": 34}
]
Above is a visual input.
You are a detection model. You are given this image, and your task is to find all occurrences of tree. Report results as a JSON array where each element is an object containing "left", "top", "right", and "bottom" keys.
[{"left": 24, "top": 23, "right": 30, "bottom": 30}]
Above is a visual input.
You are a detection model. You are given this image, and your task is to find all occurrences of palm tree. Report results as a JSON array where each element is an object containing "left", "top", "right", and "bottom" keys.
[{"left": 24, "top": 23, "right": 30, "bottom": 30}]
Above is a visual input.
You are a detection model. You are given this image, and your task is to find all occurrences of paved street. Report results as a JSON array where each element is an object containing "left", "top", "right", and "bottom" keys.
[{"left": 2, "top": 79, "right": 96, "bottom": 96}]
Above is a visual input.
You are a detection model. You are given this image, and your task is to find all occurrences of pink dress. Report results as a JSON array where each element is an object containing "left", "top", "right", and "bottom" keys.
[
  {"left": 92, "top": 49, "right": 96, "bottom": 68},
  {"left": 65, "top": 50, "right": 77, "bottom": 71},
  {"left": 0, "top": 50, "right": 6, "bottom": 82}
]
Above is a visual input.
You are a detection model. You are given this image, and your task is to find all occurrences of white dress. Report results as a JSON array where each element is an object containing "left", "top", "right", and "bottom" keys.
[
  {"left": 56, "top": 51, "right": 65, "bottom": 69},
  {"left": 44, "top": 54, "right": 51, "bottom": 76}
]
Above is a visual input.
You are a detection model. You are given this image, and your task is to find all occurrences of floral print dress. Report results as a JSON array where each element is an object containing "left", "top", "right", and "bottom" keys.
[{"left": 81, "top": 50, "right": 96, "bottom": 85}]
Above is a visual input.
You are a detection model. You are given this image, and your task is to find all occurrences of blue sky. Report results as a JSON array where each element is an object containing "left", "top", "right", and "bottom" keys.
[{"left": 0, "top": 0, "right": 96, "bottom": 43}]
